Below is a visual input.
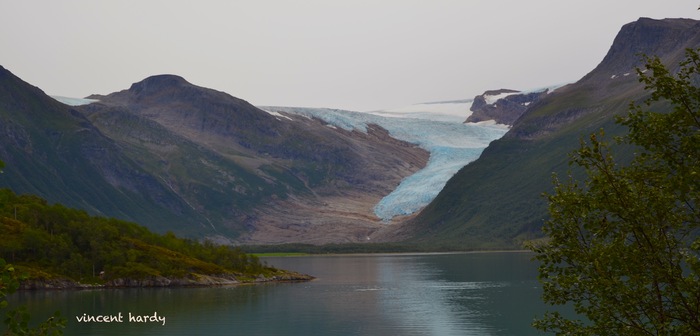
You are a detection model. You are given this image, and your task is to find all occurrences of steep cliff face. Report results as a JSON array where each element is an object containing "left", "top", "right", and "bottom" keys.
[
  {"left": 466, "top": 88, "right": 549, "bottom": 125},
  {"left": 508, "top": 17, "right": 700, "bottom": 140},
  {"left": 404, "top": 18, "right": 700, "bottom": 249},
  {"left": 0, "top": 70, "right": 428, "bottom": 243},
  {"left": 590, "top": 17, "right": 698, "bottom": 81}
]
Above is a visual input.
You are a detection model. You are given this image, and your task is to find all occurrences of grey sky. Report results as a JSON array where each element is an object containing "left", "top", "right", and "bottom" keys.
[{"left": 1, "top": 1, "right": 698, "bottom": 111}]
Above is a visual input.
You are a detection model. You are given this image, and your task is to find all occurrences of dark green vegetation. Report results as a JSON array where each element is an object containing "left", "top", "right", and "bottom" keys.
[
  {"left": 531, "top": 48, "right": 700, "bottom": 334},
  {"left": 405, "top": 18, "right": 700, "bottom": 250},
  {"left": 0, "top": 188, "right": 299, "bottom": 286},
  {"left": 1, "top": 159, "right": 66, "bottom": 335},
  {"left": 1, "top": 258, "right": 66, "bottom": 335}
]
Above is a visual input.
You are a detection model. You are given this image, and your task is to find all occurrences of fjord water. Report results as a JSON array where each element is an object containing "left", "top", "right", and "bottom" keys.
[{"left": 11, "top": 252, "right": 549, "bottom": 335}]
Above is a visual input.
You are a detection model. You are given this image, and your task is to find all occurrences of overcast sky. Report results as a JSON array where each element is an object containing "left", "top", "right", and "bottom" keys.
[{"left": 1, "top": 1, "right": 698, "bottom": 111}]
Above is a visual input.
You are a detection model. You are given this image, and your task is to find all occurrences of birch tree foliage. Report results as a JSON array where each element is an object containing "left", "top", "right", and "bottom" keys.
[{"left": 531, "top": 49, "right": 700, "bottom": 335}]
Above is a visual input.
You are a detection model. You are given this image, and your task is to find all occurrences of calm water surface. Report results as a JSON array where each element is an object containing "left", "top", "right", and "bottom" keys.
[{"left": 10, "top": 252, "right": 552, "bottom": 335}]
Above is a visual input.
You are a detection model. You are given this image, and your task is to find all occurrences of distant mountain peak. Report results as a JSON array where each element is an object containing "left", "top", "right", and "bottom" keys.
[
  {"left": 466, "top": 88, "right": 548, "bottom": 125},
  {"left": 127, "top": 74, "right": 191, "bottom": 95},
  {"left": 88, "top": 74, "right": 245, "bottom": 111},
  {"left": 582, "top": 17, "right": 700, "bottom": 83},
  {"left": 507, "top": 18, "right": 700, "bottom": 140}
]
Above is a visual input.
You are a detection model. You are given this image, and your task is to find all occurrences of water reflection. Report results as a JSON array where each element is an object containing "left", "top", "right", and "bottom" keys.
[
  {"left": 9, "top": 252, "right": 545, "bottom": 335},
  {"left": 374, "top": 255, "right": 499, "bottom": 335},
  {"left": 265, "top": 252, "right": 544, "bottom": 336}
]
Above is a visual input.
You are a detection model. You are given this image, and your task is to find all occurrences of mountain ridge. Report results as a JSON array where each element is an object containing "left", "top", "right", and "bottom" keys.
[
  {"left": 0, "top": 66, "right": 201, "bottom": 233},
  {"left": 402, "top": 17, "right": 700, "bottom": 249}
]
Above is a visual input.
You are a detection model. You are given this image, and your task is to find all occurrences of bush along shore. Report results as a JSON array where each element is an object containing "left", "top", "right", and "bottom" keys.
[{"left": 0, "top": 189, "right": 313, "bottom": 290}]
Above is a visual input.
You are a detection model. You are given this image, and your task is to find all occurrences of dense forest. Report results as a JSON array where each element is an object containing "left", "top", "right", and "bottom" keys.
[{"left": 0, "top": 188, "right": 302, "bottom": 286}]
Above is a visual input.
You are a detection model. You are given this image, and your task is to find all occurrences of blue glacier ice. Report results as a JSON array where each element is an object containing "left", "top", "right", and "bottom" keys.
[
  {"left": 51, "top": 96, "right": 99, "bottom": 106},
  {"left": 260, "top": 103, "right": 508, "bottom": 221}
]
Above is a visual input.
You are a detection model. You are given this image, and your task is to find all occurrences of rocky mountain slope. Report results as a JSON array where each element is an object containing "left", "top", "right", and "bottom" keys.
[
  {"left": 0, "top": 70, "right": 428, "bottom": 244},
  {"left": 465, "top": 88, "right": 549, "bottom": 125},
  {"left": 402, "top": 17, "right": 700, "bottom": 249},
  {"left": 0, "top": 66, "right": 198, "bottom": 234}
]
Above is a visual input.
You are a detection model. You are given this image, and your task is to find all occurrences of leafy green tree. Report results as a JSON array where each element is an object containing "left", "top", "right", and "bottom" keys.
[
  {"left": 531, "top": 49, "right": 700, "bottom": 335},
  {"left": 1, "top": 259, "right": 65, "bottom": 335}
]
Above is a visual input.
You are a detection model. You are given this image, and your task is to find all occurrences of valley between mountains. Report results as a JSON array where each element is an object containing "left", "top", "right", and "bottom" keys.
[{"left": 67, "top": 76, "right": 511, "bottom": 246}]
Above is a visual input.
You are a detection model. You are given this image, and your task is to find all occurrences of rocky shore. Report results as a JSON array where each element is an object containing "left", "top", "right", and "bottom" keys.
[{"left": 19, "top": 272, "right": 314, "bottom": 290}]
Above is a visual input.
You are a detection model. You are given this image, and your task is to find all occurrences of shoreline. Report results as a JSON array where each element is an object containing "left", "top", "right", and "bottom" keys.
[
  {"left": 19, "top": 272, "right": 314, "bottom": 291},
  {"left": 17, "top": 251, "right": 532, "bottom": 290},
  {"left": 258, "top": 250, "right": 534, "bottom": 258}
]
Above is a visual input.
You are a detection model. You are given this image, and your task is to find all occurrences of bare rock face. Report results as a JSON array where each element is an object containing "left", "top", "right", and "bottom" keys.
[
  {"left": 104, "top": 274, "right": 242, "bottom": 287},
  {"left": 19, "top": 278, "right": 93, "bottom": 290},
  {"left": 465, "top": 89, "right": 548, "bottom": 125}
]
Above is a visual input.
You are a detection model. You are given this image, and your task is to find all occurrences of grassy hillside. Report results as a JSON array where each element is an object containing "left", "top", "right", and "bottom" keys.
[{"left": 406, "top": 117, "right": 628, "bottom": 249}]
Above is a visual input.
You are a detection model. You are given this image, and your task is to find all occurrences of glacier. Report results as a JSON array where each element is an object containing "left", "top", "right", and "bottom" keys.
[
  {"left": 51, "top": 96, "right": 99, "bottom": 106},
  {"left": 261, "top": 102, "right": 508, "bottom": 222}
]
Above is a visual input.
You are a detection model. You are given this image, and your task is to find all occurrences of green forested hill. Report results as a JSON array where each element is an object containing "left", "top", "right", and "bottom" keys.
[{"left": 0, "top": 189, "right": 308, "bottom": 287}]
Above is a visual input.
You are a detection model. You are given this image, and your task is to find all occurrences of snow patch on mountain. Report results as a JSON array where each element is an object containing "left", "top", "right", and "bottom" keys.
[
  {"left": 260, "top": 109, "right": 293, "bottom": 121},
  {"left": 484, "top": 92, "right": 518, "bottom": 105}
]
